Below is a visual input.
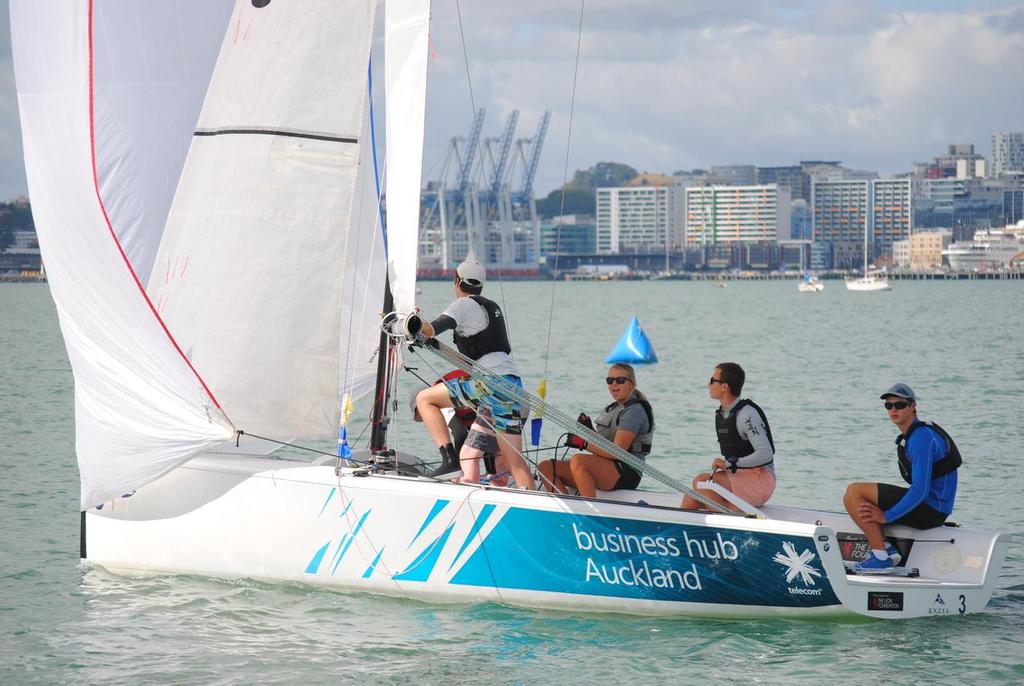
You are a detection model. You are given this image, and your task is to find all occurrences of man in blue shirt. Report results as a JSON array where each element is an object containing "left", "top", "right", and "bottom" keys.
[{"left": 843, "top": 383, "right": 960, "bottom": 574}]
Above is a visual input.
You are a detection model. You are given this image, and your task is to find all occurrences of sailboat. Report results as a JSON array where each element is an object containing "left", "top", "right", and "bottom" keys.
[
  {"left": 845, "top": 202, "right": 891, "bottom": 292},
  {"left": 797, "top": 273, "right": 824, "bottom": 293},
  {"left": 12, "top": 1, "right": 1008, "bottom": 619}
]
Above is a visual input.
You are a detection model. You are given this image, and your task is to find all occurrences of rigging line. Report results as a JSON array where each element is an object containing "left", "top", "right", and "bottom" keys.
[
  {"left": 454, "top": 0, "right": 477, "bottom": 118},
  {"left": 340, "top": 65, "right": 388, "bottom": 417},
  {"left": 234, "top": 430, "right": 369, "bottom": 464},
  {"left": 542, "top": 0, "right": 586, "bottom": 381},
  {"left": 454, "top": 0, "right": 513, "bottom": 347},
  {"left": 410, "top": 337, "right": 729, "bottom": 511}
]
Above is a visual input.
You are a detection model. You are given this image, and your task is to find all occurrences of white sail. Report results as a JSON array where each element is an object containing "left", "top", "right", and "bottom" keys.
[
  {"left": 385, "top": 0, "right": 431, "bottom": 313},
  {"left": 149, "top": 0, "right": 378, "bottom": 441},
  {"left": 11, "top": 1, "right": 235, "bottom": 509},
  {"left": 90, "top": 1, "right": 235, "bottom": 283},
  {"left": 338, "top": 66, "right": 388, "bottom": 402}
]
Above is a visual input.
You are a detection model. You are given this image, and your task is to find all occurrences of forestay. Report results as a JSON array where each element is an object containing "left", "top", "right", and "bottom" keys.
[
  {"left": 11, "top": 0, "right": 236, "bottom": 509},
  {"left": 148, "top": 0, "right": 378, "bottom": 441}
]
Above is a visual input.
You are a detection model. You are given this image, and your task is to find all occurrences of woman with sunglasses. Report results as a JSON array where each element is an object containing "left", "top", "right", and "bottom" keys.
[{"left": 537, "top": 363, "right": 654, "bottom": 498}]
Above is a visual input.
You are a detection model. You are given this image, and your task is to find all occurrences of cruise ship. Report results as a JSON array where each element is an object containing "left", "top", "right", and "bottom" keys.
[{"left": 943, "top": 223, "right": 1024, "bottom": 271}]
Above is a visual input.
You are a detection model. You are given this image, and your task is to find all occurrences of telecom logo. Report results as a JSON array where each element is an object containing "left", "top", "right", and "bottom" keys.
[{"left": 773, "top": 541, "right": 824, "bottom": 595}]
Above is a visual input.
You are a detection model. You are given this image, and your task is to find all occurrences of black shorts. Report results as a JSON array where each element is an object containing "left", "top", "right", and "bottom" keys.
[
  {"left": 612, "top": 460, "right": 642, "bottom": 490},
  {"left": 878, "top": 483, "right": 949, "bottom": 529}
]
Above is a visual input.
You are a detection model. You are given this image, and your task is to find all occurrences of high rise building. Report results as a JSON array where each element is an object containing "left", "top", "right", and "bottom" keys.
[
  {"left": 812, "top": 178, "right": 912, "bottom": 266},
  {"left": 539, "top": 215, "right": 596, "bottom": 255},
  {"left": 992, "top": 132, "right": 1024, "bottom": 177},
  {"left": 595, "top": 184, "right": 684, "bottom": 254},
  {"left": 684, "top": 184, "right": 791, "bottom": 245},
  {"left": 756, "top": 165, "right": 806, "bottom": 201}
]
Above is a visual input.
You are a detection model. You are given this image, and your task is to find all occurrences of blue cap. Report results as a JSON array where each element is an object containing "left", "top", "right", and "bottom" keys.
[{"left": 880, "top": 383, "right": 916, "bottom": 401}]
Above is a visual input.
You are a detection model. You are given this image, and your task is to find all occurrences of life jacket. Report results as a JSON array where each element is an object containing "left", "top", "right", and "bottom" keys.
[
  {"left": 715, "top": 398, "right": 775, "bottom": 466},
  {"left": 896, "top": 420, "right": 962, "bottom": 484},
  {"left": 594, "top": 394, "right": 655, "bottom": 458},
  {"left": 451, "top": 295, "right": 512, "bottom": 361}
]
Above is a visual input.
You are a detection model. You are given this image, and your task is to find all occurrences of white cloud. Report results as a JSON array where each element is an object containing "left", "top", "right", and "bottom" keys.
[{"left": 1, "top": 1, "right": 1022, "bottom": 201}]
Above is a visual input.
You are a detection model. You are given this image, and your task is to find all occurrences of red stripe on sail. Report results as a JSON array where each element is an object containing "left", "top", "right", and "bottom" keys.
[{"left": 86, "top": 0, "right": 228, "bottom": 416}]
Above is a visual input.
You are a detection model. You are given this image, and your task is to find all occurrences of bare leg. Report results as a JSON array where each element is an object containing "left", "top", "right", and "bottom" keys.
[
  {"left": 844, "top": 482, "right": 886, "bottom": 550},
  {"left": 538, "top": 459, "right": 574, "bottom": 493},
  {"left": 569, "top": 454, "right": 622, "bottom": 498},
  {"left": 499, "top": 431, "right": 535, "bottom": 490},
  {"left": 416, "top": 384, "right": 455, "bottom": 447},
  {"left": 488, "top": 453, "right": 509, "bottom": 487},
  {"left": 459, "top": 445, "right": 482, "bottom": 484},
  {"left": 680, "top": 471, "right": 734, "bottom": 510}
]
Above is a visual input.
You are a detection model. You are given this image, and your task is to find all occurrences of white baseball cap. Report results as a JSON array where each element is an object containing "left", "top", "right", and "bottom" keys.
[{"left": 456, "top": 258, "right": 486, "bottom": 287}]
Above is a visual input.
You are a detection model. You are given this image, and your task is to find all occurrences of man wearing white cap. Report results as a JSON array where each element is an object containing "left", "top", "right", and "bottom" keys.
[
  {"left": 414, "top": 259, "right": 535, "bottom": 489},
  {"left": 843, "top": 383, "right": 961, "bottom": 574}
]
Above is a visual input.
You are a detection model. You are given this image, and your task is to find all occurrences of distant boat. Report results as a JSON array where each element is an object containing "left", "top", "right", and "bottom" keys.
[
  {"left": 943, "top": 225, "right": 1024, "bottom": 271},
  {"left": 797, "top": 273, "right": 824, "bottom": 293},
  {"left": 845, "top": 273, "right": 891, "bottom": 292},
  {"left": 845, "top": 211, "right": 891, "bottom": 292}
]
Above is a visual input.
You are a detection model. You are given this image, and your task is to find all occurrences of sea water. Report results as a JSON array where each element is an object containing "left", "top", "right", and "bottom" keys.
[{"left": 1, "top": 280, "right": 1022, "bottom": 684}]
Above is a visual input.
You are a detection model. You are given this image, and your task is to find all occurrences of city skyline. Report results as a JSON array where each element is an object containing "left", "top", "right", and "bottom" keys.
[{"left": 1, "top": 0, "right": 1023, "bottom": 202}]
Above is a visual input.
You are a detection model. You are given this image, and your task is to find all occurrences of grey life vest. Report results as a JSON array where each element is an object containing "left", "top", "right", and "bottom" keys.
[{"left": 594, "top": 394, "right": 654, "bottom": 460}]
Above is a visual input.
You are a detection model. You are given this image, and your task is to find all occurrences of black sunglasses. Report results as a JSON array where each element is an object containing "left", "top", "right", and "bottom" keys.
[
  {"left": 709, "top": 377, "right": 726, "bottom": 385},
  {"left": 884, "top": 401, "right": 911, "bottom": 410},
  {"left": 606, "top": 376, "right": 632, "bottom": 385}
]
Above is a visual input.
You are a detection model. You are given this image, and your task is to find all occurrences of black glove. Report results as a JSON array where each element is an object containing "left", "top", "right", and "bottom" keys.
[
  {"left": 564, "top": 434, "right": 588, "bottom": 450},
  {"left": 577, "top": 412, "right": 593, "bottom": 430}
]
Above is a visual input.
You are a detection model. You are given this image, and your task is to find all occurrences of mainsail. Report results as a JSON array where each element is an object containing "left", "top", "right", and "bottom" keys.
[
  {"left": 11, "top": 0, "right": 236, "bottom": 509},
  {"left": 148, "top": 0, "right": 379, "bottom": 441}
]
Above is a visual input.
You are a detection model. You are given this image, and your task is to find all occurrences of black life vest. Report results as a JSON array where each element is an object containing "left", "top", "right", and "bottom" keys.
[
  {"left": 594, "top": 394, "right": 655, "bottom": 458},
  {"left": 715, "top": 398, "right": 775, "bottom": 466},
  {"left": 896, "top": 420, "right": 962, "bottom": 484},
  {"left": 451, "top": 295, "right": 512, "bottom": 360}
]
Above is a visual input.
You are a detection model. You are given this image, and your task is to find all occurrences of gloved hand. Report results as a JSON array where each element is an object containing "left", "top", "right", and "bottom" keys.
[
  {"left": 564, "top": 433, "right": 588, "bottom": 450},
  {"left": 577, "top": 412, "right": 593, "bottom": 430}
]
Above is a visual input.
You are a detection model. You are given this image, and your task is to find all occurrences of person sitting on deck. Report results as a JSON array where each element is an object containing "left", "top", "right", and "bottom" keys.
[
  {"left": 537, "top": 363, "right": 653, "bottom": 498},
  {"left": 843, "top": 383, "right": 959, "bottom": 574},
  {"left": 680, "top": 362, "right": 776, "bottom": 511}
]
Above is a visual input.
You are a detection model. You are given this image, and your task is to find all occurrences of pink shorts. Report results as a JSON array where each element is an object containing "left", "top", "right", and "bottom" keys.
[{"left": 727, "top": 466, "right": 776, "bottom": 506}]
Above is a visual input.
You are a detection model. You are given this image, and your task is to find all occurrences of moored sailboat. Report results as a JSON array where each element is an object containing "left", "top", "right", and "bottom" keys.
[{"left": 12, "top": 0, "right": 1007, "bottom": 619}]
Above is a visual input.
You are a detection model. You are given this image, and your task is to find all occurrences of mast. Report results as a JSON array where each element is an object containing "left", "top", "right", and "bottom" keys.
[{"left": 370, "top": 274, "right": 395, "bottom": 452}]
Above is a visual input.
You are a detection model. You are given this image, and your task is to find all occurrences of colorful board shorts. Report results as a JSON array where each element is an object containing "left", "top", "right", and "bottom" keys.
[
  {"left": 444, "top": 374, "right": 524, "bottom": 435},
  {"left": 728, "top": 465, "right": 776, "bottom": 507}
]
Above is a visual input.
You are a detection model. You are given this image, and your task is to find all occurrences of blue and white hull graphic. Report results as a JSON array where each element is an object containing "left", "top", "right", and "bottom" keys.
[{"left": 85, "top": 454, "right": 1009, "bottom": 619}]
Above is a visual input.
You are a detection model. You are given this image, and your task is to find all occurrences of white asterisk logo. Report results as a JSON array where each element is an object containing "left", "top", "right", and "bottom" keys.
[{"left": 773, "top": 541, "right": 823, "bottom": 586}]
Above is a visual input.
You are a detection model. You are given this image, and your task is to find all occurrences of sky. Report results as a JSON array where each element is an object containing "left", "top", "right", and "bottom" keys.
[{"left": 1, "top": 0, "right": 1023, "bottom": 201}]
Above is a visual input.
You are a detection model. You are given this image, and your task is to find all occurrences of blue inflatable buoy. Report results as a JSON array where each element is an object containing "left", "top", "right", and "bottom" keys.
[{"left": 606, "top": 316, "right": 658, "bottom": 365}]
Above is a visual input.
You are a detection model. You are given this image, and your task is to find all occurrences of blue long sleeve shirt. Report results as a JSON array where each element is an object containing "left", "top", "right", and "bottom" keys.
[{"left": 884, "top": 421, "right": 958, "bottom": 523}]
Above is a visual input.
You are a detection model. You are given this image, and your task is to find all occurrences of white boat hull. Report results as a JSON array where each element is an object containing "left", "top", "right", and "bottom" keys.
[
  {"left": 845, "top": 277, "right": 891, "bottom": 292},
  {"left": 83, "top": 454, "right": 1009, "bottom": 619},
  {"left": 798, "top": 282, "right": 824, "bottom": 293}
]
